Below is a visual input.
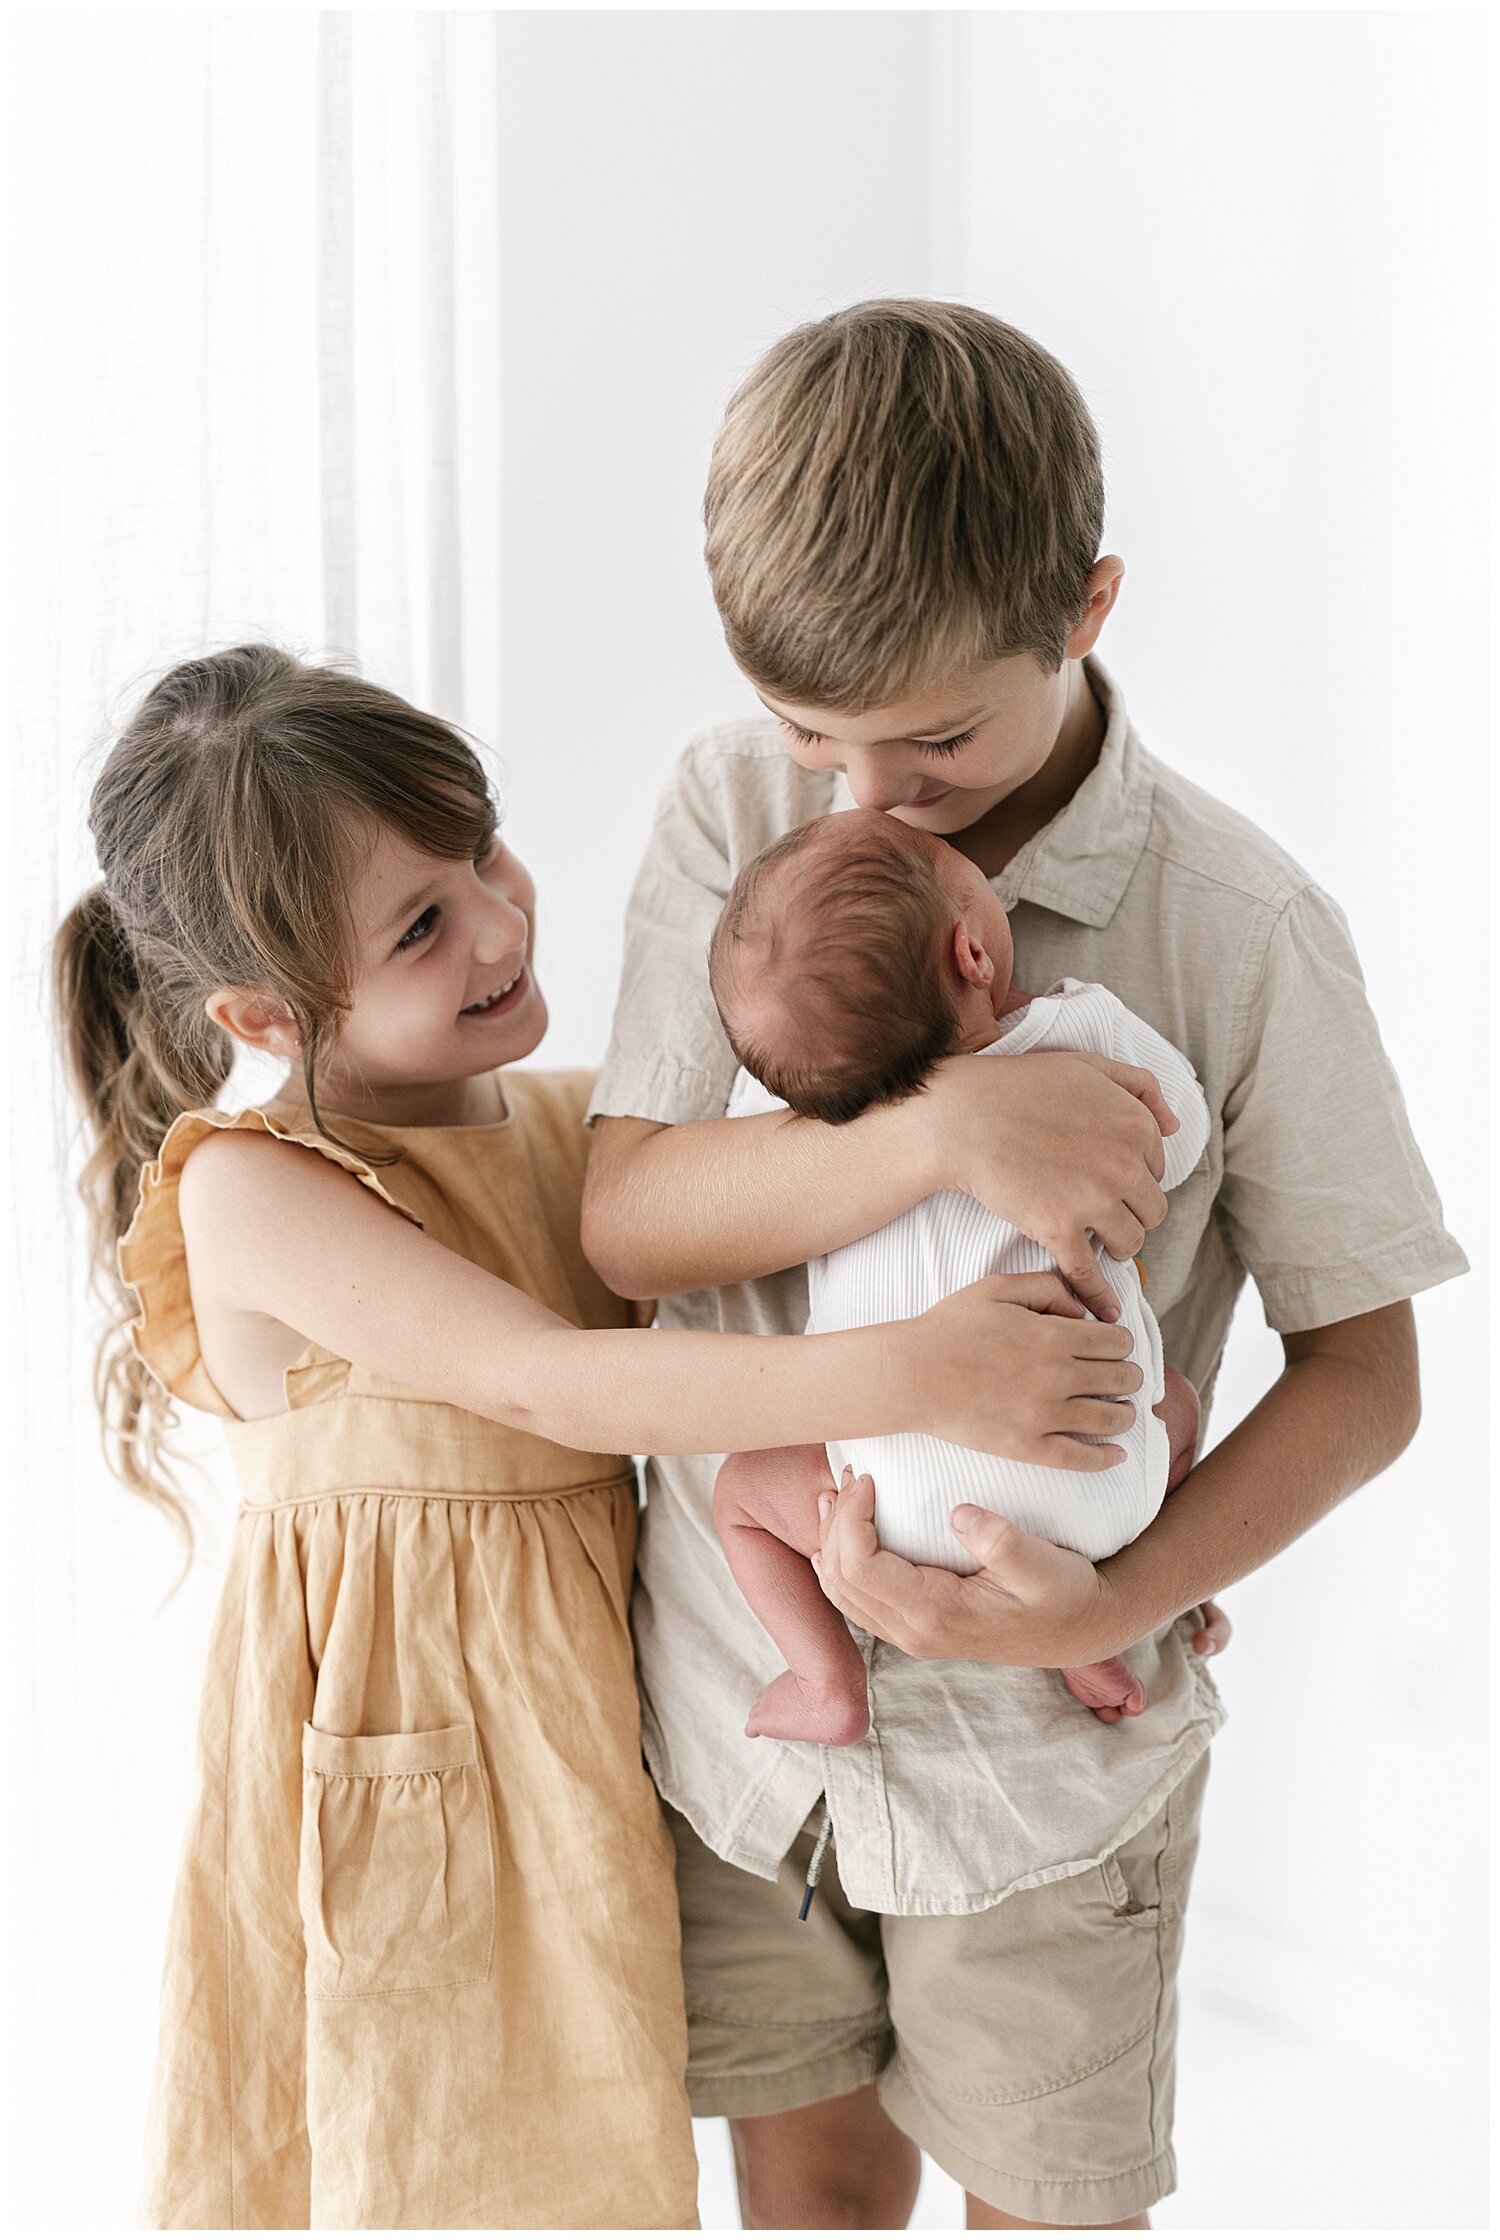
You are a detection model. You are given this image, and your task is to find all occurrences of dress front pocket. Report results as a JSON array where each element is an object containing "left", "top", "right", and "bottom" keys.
[{"left": 299, "top": 1723, "right": 495, "bottom": 1999}]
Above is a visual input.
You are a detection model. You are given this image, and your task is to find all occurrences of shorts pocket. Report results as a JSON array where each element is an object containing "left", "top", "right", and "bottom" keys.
[{"left": 299, "top": 1722, "right": 495, "bottom": 1999}]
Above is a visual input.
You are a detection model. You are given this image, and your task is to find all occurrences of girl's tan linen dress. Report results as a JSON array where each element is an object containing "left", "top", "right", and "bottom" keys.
[{"left": 118, "top": 1069, "right": 699, "bottom": 2232}]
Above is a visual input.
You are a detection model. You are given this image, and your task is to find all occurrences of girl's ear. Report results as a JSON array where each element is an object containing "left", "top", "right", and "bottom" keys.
[
  {"left": 205, "top": 988, "right": 302, "bottom": 1058},
  {"left": 951, "top": 921, "right": 995, "bottom": 991}
]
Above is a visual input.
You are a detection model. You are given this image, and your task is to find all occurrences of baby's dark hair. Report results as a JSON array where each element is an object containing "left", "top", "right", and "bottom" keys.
[
  {"left": 709, "top": 812, "right": 964, "bottom": 1126},
  {"left": 52, "top": 643, "right": 498, "bottom": 1544}
]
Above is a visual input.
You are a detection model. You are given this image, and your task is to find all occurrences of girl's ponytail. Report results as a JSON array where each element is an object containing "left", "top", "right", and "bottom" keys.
[{"left": 53, "top": 883, "right": 232, "bottom": 1544}]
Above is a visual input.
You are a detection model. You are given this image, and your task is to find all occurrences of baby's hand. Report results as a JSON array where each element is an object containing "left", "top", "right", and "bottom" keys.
[{"left": 910, "top": 1272, "right": 1142, "bottom": 1469}]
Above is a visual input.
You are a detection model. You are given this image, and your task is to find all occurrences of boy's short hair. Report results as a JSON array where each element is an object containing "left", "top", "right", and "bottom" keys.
[
  {"left": 709, "top": 814, "right": 962, "bottom": 1127},
  {"left": 704, "top": 299, "right": 1104, "bottom": 710}
]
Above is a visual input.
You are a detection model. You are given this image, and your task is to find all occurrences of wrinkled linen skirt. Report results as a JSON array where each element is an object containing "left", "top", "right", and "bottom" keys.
[{"left": 142, "top": 1482, "right": 700, "bottom": 2230}]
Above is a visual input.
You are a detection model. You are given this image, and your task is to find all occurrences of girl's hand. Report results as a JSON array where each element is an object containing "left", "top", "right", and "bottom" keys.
[
  {"left": 904, "top": 1272, "right": 1142, "bottom": 1467},
  {"left": 813, "top": 1471, "right": 1129, "bottom": 1667},
  {"left": 921, "top": 1050, "right": 1176, "bottom": 1322}
]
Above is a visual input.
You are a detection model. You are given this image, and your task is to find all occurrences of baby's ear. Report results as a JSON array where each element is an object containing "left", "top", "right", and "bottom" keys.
[{"left": 951, "top": 921, "right": 995, "bottom": 990}]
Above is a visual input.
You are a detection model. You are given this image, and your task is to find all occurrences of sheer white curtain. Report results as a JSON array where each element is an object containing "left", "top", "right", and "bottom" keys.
[{"left": 1, "top": 14, "right": 501, "bottom": 2223}]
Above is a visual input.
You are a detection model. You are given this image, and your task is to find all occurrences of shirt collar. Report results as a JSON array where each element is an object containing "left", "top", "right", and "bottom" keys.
[
  {"left": 828, "top": 654, "right": 1152, "bottom": 929},
  {"left": 992, "top": 657, "right": 1152, "bottom": 926}
]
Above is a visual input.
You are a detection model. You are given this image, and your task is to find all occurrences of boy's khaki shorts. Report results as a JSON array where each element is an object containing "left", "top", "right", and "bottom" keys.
[{"left": 665, "top": 1751, "right": 1209, "bottom": 2227}]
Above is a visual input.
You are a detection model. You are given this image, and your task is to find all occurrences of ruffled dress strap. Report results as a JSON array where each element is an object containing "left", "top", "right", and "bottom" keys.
[{"left": 118, "top": 1106, "right": 421, "bottom": 1418}]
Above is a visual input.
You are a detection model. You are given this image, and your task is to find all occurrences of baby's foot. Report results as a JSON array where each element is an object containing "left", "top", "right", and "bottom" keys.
[
  {"left": 746, "top": 1668, "right": 870, "bottom": 1747},
  {"left": 1060, "top": 1658, "right": 1147, "bottom": 1725}
]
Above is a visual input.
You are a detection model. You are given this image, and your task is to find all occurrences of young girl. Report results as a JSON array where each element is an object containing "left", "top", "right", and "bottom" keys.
[{"left": 54, "top": 645, "right": 1096, "bottom": 2232}]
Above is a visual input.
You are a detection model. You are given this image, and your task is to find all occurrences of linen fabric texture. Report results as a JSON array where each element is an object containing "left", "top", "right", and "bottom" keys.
[
  {"left": 586, "top": 658, "right": 1467, "bottom": 1916},
  {"left": 118, "top": 1070, "right": 699, "bottom": 2231},
  {"left": 726, "top": 978, "right": 1211, "bottom": 1567},
  {"left": 666, "top": 1752, "right": 1210, "bottom": 2222}
]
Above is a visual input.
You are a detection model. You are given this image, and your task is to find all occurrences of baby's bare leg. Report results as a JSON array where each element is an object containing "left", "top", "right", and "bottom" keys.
[
  {"left": 1060, "top": 1370, "right": 1203, "bottom": 1724},
  {"left": 713, "top": 1447, "right": 871, "bottom": 1746}
]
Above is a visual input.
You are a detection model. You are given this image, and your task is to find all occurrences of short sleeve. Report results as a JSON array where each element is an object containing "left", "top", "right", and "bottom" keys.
[
  {"left": 117, "top": 1106, "right": 421, "bottom": 1418},
  {"left": 1217, "top": 885, "right": 1467, "bottom": 1333},
  {"left": 586, "top": 725, "right": 834, "bottom": 1130}
]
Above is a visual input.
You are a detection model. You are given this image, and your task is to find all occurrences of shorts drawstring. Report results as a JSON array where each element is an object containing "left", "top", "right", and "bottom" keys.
[{"left": 797, "top": 1803, "right": 834, "bottom": 1922}]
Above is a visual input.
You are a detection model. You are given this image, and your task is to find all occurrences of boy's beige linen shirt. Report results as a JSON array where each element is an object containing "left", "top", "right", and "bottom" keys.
[{"left": 587, "top": 660, "right": 1465, "bottom": 1916}]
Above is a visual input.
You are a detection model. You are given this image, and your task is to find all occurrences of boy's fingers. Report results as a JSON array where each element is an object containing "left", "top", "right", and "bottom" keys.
[
  {"left": 1049, "top": 1244, "right": 1119, "bottom": 1321},
  {"left": 1112, "top": 1062, "right": 1177, "bottom": 1138},
  {"left": 1125, "top": 1178, "right": 1169, "bottom": 1233}
]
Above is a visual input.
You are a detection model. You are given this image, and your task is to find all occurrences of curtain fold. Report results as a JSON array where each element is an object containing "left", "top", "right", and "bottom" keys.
[{"left": 0, "top": 16, "right": 501, "bottom": 2223}]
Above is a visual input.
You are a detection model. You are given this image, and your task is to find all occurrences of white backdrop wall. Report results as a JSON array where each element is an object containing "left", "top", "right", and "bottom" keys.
[
  {"left": 926, "top": 13, "right": 1488, "bottom": 2229},
  {"left": 2, "top": 10, "right": 1486, "bottom": 2232}
]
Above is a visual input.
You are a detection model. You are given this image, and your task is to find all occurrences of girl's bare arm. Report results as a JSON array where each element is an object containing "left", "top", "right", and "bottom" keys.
[{"left": 176, "top": 1128, "right": 1142, "bottom": 1464}]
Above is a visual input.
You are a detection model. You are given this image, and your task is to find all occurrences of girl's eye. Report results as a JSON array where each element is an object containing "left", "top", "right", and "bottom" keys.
[
  {"left": 780, "top": 719, "right": 821, "bottom": 748},
  {"left": 396, "top": 905, "right": 438, "bottom": 953},
  {"left": 917, "top": 727, "right": 979, "bottom": 758}
]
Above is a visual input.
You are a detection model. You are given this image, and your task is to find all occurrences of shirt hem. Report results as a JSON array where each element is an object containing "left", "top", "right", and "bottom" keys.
[{"left": 647, "top": 1697, "right": 1225, "bottom": 1917}]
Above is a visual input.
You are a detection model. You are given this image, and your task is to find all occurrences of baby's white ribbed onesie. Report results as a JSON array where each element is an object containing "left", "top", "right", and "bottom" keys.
[{"left": 727, "top": 980, "right": 1211, "bottom": 1571}]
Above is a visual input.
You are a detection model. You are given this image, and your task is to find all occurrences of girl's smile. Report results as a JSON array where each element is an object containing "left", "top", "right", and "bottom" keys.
[{"left": 460, "top": 961, "right": 534, "bottom": 1022}]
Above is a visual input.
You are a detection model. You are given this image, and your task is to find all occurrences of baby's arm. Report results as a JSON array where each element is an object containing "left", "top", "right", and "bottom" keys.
[
  {"left": 713, "top": 1447, "right": 870, "bottom": 1745},
  {"left": 1101, "top": 1002, "right": 1211, "bottom": 1191}
]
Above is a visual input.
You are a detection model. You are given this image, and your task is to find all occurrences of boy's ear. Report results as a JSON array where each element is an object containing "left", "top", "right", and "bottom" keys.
[
  {"left": 951, "top": 922, "right": 995, "bottom": 991},
  {"left": 1063, "top": 555, "right": 1125, "bottom": 660},
  {"left": 205, "top": 987, "right": 302, "bottom": 1059}
]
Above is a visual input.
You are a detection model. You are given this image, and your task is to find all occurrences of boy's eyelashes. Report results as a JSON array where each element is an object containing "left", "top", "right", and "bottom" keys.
[{"left": 777, "top": 716, "right": 978, "bottom": 758}]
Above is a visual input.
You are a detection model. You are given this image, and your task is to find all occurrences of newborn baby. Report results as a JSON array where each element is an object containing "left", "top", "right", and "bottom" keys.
[{"left": 709, "top": 807, "right": 1211, "bottom": 1745}]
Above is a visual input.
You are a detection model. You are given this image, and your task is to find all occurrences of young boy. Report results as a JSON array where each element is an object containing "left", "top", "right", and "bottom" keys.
[
  {"left": 582, "top": 301, "right": 1465, "bottom": 2230},
  {"left": 707, "top": 808, "right": 1207, "bottom": 1747}
]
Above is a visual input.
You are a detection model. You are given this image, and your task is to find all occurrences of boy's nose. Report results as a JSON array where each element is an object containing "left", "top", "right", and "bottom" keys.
[{"left": 842, "top": 755, "right": 921, "bottom": 813}]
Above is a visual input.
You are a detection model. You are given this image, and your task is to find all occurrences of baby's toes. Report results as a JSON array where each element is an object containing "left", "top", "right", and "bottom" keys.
[{"left": 1060, "top": 1659, "right": 1147, "bottom": 1722}]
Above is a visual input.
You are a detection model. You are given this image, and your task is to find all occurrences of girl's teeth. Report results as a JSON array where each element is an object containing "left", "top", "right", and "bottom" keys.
[{"left": 468, "top": 972, "right": 520, "bottom": 1013}]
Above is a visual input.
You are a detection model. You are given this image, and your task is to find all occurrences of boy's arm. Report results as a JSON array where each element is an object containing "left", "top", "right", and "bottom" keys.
[
  {"left": 584, "top": 734, "right": 1177, "bottom": 1319},
  {"left": 587, "top": 1052, "right": 1173, "bottom": 1314}
]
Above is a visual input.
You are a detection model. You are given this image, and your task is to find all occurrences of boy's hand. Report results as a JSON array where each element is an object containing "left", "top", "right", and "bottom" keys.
[
  {"left": 814, "top": 1470, "right": 1125, "bottom": 1666},
  {"left": 814, "top": 1474, "right": 1234, "bottom": 1673},
  {"left": 906, "top": 1273, "right": 1142, "bottom": 1467},
  {"left": 923, "top": 1051, "right": 1176, "bottom": 1321}
]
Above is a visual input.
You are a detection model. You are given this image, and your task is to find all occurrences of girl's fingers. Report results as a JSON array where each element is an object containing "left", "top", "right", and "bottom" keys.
[
  {"left": 1071, "top": 1320, "right": 1136, "bottom": 1359},
  {"left": 999, "top": 1271, "right": 1086, "bottom": 1319},
  {"left": 1044, "top": 1435, "right": 1127, "bottom": 1469},
  {"left": 1077, "top": 1358, "right": 1144, "bottom": 1397},
  {"left": 1063, "top": 1396, "right": 1136, "bottom": 1436}
]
